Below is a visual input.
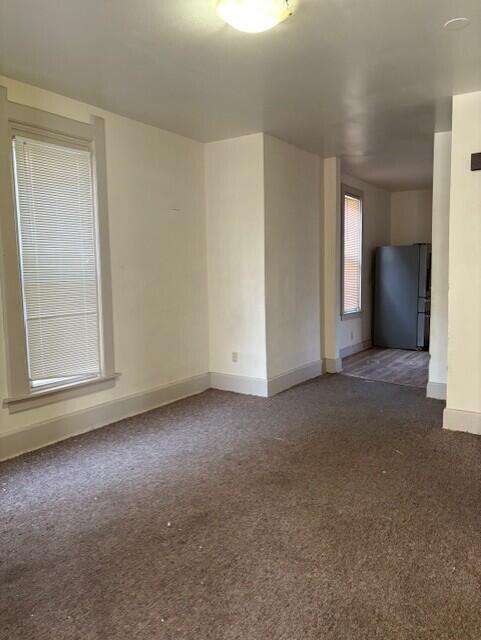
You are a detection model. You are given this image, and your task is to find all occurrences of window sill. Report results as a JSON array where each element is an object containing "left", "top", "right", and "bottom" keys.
[
  {"left": 341, "top": 311, "right": 363, "bottom": 321},
  {"left": 3, "top": 373, "right": 121, "bottom": 414}
]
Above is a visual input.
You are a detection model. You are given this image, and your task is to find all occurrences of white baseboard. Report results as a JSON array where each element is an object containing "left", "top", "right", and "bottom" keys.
[
  {"left": 0, "top": 361, "right": 324, "bottom": 461},
  {"left": 325, "top": 357, "right": 343, "bottom": 373},
  {"left": 427, "top": 381, "right": 447, "bottom": 401},
  {"left": 443, "top": 407, "right": 481, "bottom": 436},
  {"left": 267, "top": 360, "right": 322, "bottom": 396},
  {"left": 339, "top": 339, "right": 372, "bottom": 359},
  {"left": 209, "top": 372, "right": 268, "bottom": 397},
  {"left": 0, "top": 373, "right": 210, "bottom": 462}
]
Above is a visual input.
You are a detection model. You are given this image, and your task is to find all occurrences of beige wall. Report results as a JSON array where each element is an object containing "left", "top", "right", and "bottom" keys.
[
  {"left": 390, "top": 190, "right": 432, "bottom": 245},
  {"left": 205, "top": 133, "right": 322, "bottom": 385},
  {"left": 428, "top": 132, "right": 451, "bottom": 400},
  {"left": 322, "top": 157, "right": 342, "bottom": 370},
  {"left": 444, "top": 91, "right": 481, "bottom": 434},
  {"left": 204, "top": 134, "right": 267, "bottom": 381},
  {"left": 264, "top": 135, "right": 321, "bottom": 378},
  {"left": 0, "top": 77, "right": 209, "bottom": 438},
  {"left": 338, "top": 174, "right": 391, "bottom": 353}
]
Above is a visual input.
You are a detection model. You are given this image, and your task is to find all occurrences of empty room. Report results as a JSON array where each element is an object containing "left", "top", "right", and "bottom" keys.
[{"left": 1, "top": 2, "right": 480, "bottom": 639}]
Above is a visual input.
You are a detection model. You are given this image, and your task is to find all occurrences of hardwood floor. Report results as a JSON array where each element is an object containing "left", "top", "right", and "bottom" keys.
[{"left": 342, "top": 347, "right": 429, "bottom": 389}]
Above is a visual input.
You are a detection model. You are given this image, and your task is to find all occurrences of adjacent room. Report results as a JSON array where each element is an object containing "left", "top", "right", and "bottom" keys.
[
  {"left": 1, "top": 2, "right": 480, "bottom": 639},
  {"left": 341, "top": 187, "right": 433, "bottom": 390}
]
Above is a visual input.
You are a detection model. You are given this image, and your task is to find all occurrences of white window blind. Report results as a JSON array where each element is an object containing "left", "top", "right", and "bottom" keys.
[
  {"left": 12, "top": 135, "right": 102, "bottom": 388},
  {"left": 342, "top": 193, "right": 362, "bottom": 315}
]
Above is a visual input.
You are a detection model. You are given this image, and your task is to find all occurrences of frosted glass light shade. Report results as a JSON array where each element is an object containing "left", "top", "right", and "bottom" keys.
[{"left": 216, "top": 0, "right": 294, "bottom": 33}]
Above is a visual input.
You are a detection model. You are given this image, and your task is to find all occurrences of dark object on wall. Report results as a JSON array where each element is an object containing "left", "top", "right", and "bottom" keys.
[
  {"left": 471, "top": 152, "right": 481, "bottom": 171},
  {"left": 373, "top": 244, "right": 431, "bottom": 350}
]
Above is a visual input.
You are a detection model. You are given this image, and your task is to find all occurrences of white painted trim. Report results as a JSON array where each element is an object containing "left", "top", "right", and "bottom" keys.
[
  {"left": 325, "top": 357, "right": 343, "bottom": 373},
  {"left": 267, "top": 360, "right": 322, "bottom": 396},
  {"left": 0, "top": 361, "right": 327, "bottom": 461},
  {"left": 209, "top": 372, "right": 268, "bottom": 397},
  {"left": 443, "top": 407, "right": 481, "bottom": 436},
  {"left": 426, "top": 381, "right": 447, "bottom": 401},
  {"left": 4, "top": 373, "right": 120, "bottom": 413},
  {"left": 339, "top": 339, "right": 371, "bottom": 359},
  {"left": 0, "top": 373, "right": 210, "bottom": 461}
]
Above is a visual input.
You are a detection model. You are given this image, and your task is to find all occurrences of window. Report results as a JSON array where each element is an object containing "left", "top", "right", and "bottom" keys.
[
  {"left": 12, "top": 136, "right": 102, "bottom": 389},
  {"left": 341, "top": 187, "right": 363, "bottom": 318},
  {"left": 0, "top": 88, "right": 116, "bottom": 411}
]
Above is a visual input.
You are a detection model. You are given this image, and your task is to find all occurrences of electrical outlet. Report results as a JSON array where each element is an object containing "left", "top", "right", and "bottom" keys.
[
  {"left": 232, "top": 351, "right": 239, "bottom": 363},
  {"left": 350, "top": 331, "right": 354, "bottom": 342}
]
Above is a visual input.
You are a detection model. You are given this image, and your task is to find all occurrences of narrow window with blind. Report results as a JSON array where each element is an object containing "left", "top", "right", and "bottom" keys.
[
  {"left": 341, "top": 188, "right": 363, "bottom": 317},
  {"left": 0, "top": 93, "right": 115, "bottom": 411},
  {"left": 11, "top": 135, "right": 102, "bottom": 390}
]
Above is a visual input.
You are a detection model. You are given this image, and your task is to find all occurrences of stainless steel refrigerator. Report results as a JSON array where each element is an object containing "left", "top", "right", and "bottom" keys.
[{"left": 373, "top": 244, "right": 431, "bottom": 350}]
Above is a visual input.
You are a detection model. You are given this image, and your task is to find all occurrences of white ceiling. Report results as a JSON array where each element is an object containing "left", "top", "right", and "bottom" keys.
[{"left": 1, "top": 0, "right": 481, "bottom": 190}]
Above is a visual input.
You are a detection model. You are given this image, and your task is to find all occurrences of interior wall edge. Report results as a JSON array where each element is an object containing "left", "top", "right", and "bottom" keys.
[
  {"left": 209, "top": 372, "right": 268, "bottom": 397},
  {"left": 339, "top": 339, "right": 372, "bottom": 360},
  {"left": 426, "top": 381, "right": 447, "bottom": 401},
  {"left": 266, "top": 360, "right": 322, "bottom": 397},
  {"left": 324, "top": 357, "right": 343, "bottom": 373},
  {"left": 443, "top": 407, "right": 481, "bottom": 435}
]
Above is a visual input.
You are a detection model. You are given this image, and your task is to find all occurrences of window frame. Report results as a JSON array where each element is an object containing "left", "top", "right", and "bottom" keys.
[
  {"left": 0, "top": 87, "right": 117, "bottom": 413},
  {"left": 341, "top": 184, "right": 363, "bottom": 320}
]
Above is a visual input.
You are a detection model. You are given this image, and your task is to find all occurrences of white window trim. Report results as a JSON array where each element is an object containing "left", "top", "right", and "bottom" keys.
[
  {"left": 341, "top": 184, "right": 363, "bottom": 320},
  {"left": 0, "top": 87, "right": 118, "bottom": 412}
]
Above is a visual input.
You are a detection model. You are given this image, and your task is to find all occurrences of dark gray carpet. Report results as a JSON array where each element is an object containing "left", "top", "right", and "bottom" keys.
[{"left": 1, "top": 375, "right": 481, "bottom": 640}]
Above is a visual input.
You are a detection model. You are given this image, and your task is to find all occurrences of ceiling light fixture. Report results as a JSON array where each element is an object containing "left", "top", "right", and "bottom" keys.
[
  {"left": 443, "top": 17, "right": 470, "bottom": 31},
  {"left": 216, "top": 0, "right": 296, "bottom": 33}
]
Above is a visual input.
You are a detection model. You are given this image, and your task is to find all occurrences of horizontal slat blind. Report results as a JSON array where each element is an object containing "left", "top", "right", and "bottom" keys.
[
  {"left": 12, "top": 135, "right": 101, "bottom": 387},
  {"left": 343, "top": 194, "right": 362, "bottom": 315}
]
